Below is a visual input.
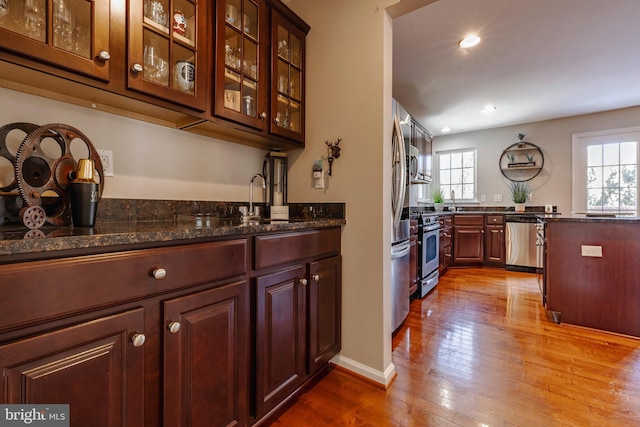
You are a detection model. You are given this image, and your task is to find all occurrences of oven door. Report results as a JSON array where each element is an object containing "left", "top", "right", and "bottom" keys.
[{"left": 419, "top": 224, "right": 440, "bottom": 278}]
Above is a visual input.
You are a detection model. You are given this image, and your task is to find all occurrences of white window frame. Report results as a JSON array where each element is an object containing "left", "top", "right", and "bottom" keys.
[
  {"left": 434, "top": 148, "right": 478, "bottom": 202},
  {"left": 572, "top": 127, "right": 640, "bottom": 214}
]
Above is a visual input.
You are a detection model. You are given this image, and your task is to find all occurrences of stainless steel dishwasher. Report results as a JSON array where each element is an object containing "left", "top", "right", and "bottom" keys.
[{"left": 505, "top": 215, "right": 541, "bottom": 273}]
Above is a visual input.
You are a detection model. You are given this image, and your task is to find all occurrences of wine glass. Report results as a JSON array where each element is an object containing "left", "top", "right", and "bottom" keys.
[
  {"left": 20, "top": 0, "right": 45, "bottom": 40},
  {"left": 54, "top": 0, "right": 75, "bottom": 51}
]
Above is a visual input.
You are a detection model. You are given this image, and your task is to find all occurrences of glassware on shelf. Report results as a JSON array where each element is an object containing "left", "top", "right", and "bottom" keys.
[
  {"left": 16, "top": 0, "right": 45, "bottom": 41},
  {"left": 53, "top": 0, "right": 76, "bottom": 52},
  {"left": 143, "top": 39, "right": 168, "bottom": 86},
  {"left": 145, "top": 0, "right": 168, "bottom": 28}
]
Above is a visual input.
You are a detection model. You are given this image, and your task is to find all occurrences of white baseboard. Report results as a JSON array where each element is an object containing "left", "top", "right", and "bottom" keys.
[{"left": 330, "top": 354, "right": 397, "bottom": 388}]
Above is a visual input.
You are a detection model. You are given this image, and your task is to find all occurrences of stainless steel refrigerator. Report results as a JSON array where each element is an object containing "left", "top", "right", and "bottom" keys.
[{"left": 391, "top": 99, "right": 410, "bottom": 332}]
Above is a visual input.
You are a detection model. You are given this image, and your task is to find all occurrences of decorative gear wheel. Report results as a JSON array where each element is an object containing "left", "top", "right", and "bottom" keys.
[
  {"left": 19, "top": 205, "right": 46, "bottom": 230},
  {"left": 14, "top": 123, "right": 104, "bottom": 226},
  {"left": 0, "top": 122, "right": 39, "bottom": 193},
  {"left": 0, "top": 122, "right": 39, "bottom": 225}
]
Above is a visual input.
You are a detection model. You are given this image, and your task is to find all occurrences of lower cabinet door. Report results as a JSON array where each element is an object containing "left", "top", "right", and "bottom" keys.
[
  {"left": 0, "top": 309, "right": 145, "bottom": 427},
  {"left": 163, "top": 280, "right": 249, "bottom": 427},
  {"left": 308, "top": 255, "right": 342, "bottom": 374},
  {"left": 255, "top": 265, "right": 306, "bottom": 418}
]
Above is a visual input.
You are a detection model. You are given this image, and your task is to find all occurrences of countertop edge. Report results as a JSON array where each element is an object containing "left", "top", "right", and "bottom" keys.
[{"left": 0, "top": 219, "right": 346, "bottom": 260}]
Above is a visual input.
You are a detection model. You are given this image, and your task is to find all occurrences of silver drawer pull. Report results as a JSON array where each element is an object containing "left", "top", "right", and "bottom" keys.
[
  {"left": 152, "top": 268, "right": 167, "bottom": 280},
  {"left": 167, "top": 321, "right": 181, "bottom": 334},
  {"left": 131, "top": 333, "right": 146, "bottom": 347}
]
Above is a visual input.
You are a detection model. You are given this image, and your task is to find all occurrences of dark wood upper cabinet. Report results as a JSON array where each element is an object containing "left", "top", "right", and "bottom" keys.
[
  {"left": 0, "top": 0, "right": 112, "bottom": 81},
  {"left": 212, "top": 0, "right": 308, "bottom": 144},
  {"left": 213, "top": 0, "right": 269, "bottom": 130},
  {"left": 269, "top": 8, "right": 306, "bottom": 143},
  {"left": 127, "top": 0, "right": 208, "bottom": 110}
]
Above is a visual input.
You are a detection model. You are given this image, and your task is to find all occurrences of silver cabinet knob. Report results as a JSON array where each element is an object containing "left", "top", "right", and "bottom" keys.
[
  {"left": 300, "top": 278, "right": 308, "bottom": 286},
  {"left": 152, "top": 268, "right": 167, "bottom": 280},
  {"left": 259, "top": 112, "right": 267, "bottom": 119},
  {"left": 273, "top": 117, "right": 280, "bottom": 124},
  {"left": 131, "top": 63, "right": 143, "bottom": 73},
  {"left": 131, "top": 333, "right": 146, "bottom": 347},
  {"left": 312, "top": 274, "right": 320, "bottom": 282},
  {"left": 167, "top": 321, "right": 181, "bottom": 334},
  {"left": 98, "top": 50, "right": 111, "bottom": 61}
]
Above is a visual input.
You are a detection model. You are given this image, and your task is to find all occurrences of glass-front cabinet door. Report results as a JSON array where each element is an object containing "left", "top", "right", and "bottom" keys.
[
  {"left": 128, "top": 0, "right": 207, "bottom": 110},
  {"left": 0, "top": 0, "right": 111, "bottom": 80},
  {"left": 214, "top": 0, "right": 267, "bottom": 130},
  {"left": 270, "top": 10, "right": 305, "bottom": 143}
]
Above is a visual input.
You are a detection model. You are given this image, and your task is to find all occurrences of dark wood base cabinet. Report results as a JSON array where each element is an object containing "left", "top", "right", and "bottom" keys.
[
  {"left": 0, "top": 227, "right": 342, "bottom": 426},
  {"left": 253, "top": 228, "right": 342, "bottom": 423}
]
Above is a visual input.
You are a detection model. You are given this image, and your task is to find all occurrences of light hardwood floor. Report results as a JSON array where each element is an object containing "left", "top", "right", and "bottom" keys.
[{"left": 271, "top": 267, "right": 640, "bottom": 426}]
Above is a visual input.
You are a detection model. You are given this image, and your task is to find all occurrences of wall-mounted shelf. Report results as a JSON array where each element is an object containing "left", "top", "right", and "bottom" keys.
[{"left": 499, "top": 141, "right": 544, "bottom": 182}]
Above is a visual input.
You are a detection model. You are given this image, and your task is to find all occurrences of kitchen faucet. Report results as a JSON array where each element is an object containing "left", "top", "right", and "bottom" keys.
[{"left": 245, "top": 173, "right": 265, "bottom": 221}]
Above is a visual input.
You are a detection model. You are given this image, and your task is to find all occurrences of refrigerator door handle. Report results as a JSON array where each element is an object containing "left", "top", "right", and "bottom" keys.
[
  {"left": 391, "top": 113, "right": 407, "bottom": 228},
  {"left": 391, "top": 241, "right": 411, "bottom": 259}
]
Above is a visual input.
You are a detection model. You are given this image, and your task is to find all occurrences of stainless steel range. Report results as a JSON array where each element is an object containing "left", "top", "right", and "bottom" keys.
[{"left": 416, "top": 214, "right": 440, "bottom": 298}]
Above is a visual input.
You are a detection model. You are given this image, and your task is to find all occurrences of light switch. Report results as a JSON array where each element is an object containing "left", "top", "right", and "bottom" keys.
[{"left": 480, "top": 194, "right": 487, "bottom": 203}]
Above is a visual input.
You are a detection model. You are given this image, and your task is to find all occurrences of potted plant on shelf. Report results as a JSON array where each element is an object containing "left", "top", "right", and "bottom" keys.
[
  {"left": 510, "top": 181, "right": 530, "bottom": 213},
  {"left": 432, "top": 187, "right": 445, "bottom": 212}
]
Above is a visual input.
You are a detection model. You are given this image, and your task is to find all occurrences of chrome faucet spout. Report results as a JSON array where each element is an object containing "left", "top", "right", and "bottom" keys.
[{"left": 249, "top": 173, "right": 266, "bottom": 217}]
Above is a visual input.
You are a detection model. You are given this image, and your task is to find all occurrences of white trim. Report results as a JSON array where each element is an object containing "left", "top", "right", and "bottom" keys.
[{"left": 330, "top": 354, "right": 397, "bottom": 388}]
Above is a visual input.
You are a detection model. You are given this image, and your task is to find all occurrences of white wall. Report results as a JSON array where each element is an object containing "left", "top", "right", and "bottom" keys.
[
  {"left": 0, "top": 86, "right": 267, "bottom": 202},
  {"left": 433, "top": 106, "right": 640, "bottom": 215},
  {"left": 286, "top": 0, "right": 398, "bottom": 384}
]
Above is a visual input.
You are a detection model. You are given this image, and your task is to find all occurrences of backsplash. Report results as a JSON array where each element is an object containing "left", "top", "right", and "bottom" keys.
[{"left": 97, "top": 198, "right": 345, "bottom": 223}]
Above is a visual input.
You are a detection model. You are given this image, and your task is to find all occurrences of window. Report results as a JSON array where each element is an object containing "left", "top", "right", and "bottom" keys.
[
  {"left": 436, "top": 148, "right": 476, "bottom": 201},
  {"left": 572, "top": 128, "right": 640, "bottom": 213}
]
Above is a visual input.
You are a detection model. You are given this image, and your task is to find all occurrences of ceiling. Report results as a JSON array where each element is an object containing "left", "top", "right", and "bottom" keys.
[{"left": 392, "top": 0, "right": 640, "bottom": 136}]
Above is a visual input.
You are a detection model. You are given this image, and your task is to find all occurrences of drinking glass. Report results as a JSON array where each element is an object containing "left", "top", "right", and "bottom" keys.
[
  {"left": 54, "top": 0, "right": 76, "bottom": 51},
  {"left": 19, "top": 0, "right": 45, "bottom": 41}
]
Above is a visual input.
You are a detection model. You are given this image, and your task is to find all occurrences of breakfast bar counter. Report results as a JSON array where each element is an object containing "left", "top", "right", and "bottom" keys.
[{"left": 542, "top": 216, "right": 640, "bottom": 338}]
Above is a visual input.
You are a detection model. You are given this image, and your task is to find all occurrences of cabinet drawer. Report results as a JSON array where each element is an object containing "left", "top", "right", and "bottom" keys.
[
  {"left": 453, "top": 215, "right": 484, "bottom": 226},
  {"left": 0, "top": 239, "right": 247, "bottom": 333},
  {"left": 439, "top": 216, "right": 453, "bottom": 227},
  {"left": 486, "top": 215, "right": 504, "bottom": 225},
  {"left": 254, "top": 227, "right": 341, "bottom": 269}
]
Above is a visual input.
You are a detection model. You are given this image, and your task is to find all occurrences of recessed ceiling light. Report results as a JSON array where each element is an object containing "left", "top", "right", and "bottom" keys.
[
  {"left": 459, "top": 34, "right": 481, "bottom": 49},
  {"left": 481, "top": 105, "right": 496, "bottom": 114},
  {"left": 441, "top": 126, "right": 452, "bottom": 133}
]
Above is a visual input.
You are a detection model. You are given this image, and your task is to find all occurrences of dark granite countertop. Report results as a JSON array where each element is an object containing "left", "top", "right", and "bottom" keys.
[
  {"left": 0, "top": 217, "right": 345, "bottom": 259},
  {"left": 0, "top": 198, "right": 347, "bottom": 262},
  {"left": 538, "top": 213, "right": 640, "bottom": 223}
]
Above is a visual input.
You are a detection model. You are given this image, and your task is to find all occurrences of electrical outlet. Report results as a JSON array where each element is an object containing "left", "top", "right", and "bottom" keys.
[
  {"left": 97, "top": 149, "right": 114, "bottom": 177},
  {"left": 493, "top": 194, "right": 502, "bottom": 202},
  {"left": 527, "top": 193, "right": 533, "bottom": 201},
  {"left": 581, "top": 245, "right": 603, "bottom": 257}
]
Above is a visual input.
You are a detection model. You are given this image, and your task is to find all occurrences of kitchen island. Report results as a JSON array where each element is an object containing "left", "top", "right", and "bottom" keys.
[{"left": 542, "top": 214, "right": 640, "bottom": 338}]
